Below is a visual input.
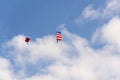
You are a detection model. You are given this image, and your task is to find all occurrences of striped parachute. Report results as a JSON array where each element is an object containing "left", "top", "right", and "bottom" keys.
[{"left": 56, "top": 31, "right": 62, "bottom": 42}]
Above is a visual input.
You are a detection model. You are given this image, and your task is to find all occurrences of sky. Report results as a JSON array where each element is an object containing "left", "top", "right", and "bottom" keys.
[{"left": 0, "top": 0, "right": 120, "bottom": 80}]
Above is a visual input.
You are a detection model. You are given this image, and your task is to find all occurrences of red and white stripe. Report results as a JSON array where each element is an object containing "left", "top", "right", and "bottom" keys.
[{"left": 56, "top": 33, "right": 62, "bottom": 41}]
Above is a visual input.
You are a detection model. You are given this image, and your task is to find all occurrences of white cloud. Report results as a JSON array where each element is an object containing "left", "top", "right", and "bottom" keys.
[
  {"left": 106, "top": 0, "right": 120, "bottom": 13},
  {"left": 92, "top": 17, "right": 120, "bottom": 46},
  {"left": 75, "top": 0, "right": 120, "bottom": 23},
  {"left": 81, "top": 5, "right": 101, "bottom": 20},
  {"left": 1, "top": 25, "right": 120, "bottom": 80},
  {"left": 0, "top": 57, "right": 16, "bottom": 80}
]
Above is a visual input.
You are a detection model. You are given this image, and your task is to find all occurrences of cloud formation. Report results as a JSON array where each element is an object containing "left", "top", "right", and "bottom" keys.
[
  {"left": 92, "top": 17, "right": 120, "bottom": 45},
  {"left": 1, "top": 23, "right": 120, "bottom": 80},
  {"left": 76, "top": 0, "right": 120, "bottom": 23},
  {"left": 0, "top": 57, "right": 15, "bottom": 80},
  {"left": 1, "top": 0, "right": 120, "bottom": 80}
]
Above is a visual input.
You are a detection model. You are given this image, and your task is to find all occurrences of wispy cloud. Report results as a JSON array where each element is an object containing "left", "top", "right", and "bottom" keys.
[{"left": 75, "top": 0, "right": 120, "bottom": 23}]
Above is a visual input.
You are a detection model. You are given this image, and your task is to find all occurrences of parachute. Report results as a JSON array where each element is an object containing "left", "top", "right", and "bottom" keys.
[
  {"left": 56, "top": 31, "right": 62, "bottom": 42},
  {"left": 24, "top": 30, "right": 62, "bottom": 44},
  {"left": 25, "top": 37, "right": 30, "bottom": 44}
]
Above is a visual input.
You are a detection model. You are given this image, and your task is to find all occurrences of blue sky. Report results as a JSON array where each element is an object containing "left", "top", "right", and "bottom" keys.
[
  {"left": 0, "top": 0, "right": 105, "bottom": 41},
  {"left": 1, "top": 0, "right": 120, "bottom": 80}
]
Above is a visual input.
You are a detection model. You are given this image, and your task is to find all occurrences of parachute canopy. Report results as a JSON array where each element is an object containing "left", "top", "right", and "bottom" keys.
[
  {"left": 56, "top": 31, "right": 62, "bottom": 42},
  {"left": 25, "top": 37, "right": 30, "bottom": 43}
]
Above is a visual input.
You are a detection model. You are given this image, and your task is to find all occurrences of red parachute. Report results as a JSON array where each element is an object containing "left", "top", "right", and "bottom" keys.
[{"left": 25, "top": 37, "right": 30, "bottom": 44}]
